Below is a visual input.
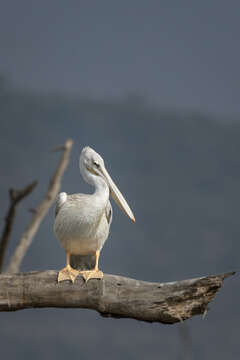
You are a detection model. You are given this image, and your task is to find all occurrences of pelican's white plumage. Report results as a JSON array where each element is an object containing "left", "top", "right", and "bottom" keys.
[{"left": 54, "top": 146, "right": 135, "bottom": 282}]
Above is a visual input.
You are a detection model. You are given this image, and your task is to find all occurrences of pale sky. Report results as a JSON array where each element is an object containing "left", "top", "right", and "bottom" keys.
[{"left": 1, "top": 1, "right": 240, "bottom": 116}]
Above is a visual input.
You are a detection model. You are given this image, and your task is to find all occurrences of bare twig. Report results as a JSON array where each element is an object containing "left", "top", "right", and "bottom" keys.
[
  {"left": 5, "top": 139, "right": 73, "bottom": 274},
  {"left": 0, "top": 271, "right": 235, "bottom": 323},
  {"left": 51, "top": 145, "right": 67, "bottom": 152},
  {"left": 178, "top": 323, "right": 193, "bottom": 360},
  {"left": 0, "top": 181, "right": 37, "bottom": 271}
]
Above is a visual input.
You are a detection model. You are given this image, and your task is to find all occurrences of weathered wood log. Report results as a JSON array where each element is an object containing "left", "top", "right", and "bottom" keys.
[{"left": 0, "top": 270, "right": 235, "bottom": 324}]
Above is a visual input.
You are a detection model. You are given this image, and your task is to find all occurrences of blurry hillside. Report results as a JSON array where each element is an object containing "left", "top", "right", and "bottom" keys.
[{"left": 0, "top": 78, "right": 239, "bottom": 360}]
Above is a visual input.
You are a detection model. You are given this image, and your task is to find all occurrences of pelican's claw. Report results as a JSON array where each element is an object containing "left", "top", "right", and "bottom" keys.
[
  {"left": 79, "top": 270, "right": 103, "bottom": 282},
  {"left": 58, "top": 265, "right": 80, "bottom": 283}
]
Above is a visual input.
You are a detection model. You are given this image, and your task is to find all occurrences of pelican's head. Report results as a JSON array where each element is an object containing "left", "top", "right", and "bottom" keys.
[{"left": 80, "top": 146, "right": 135, "bottom": 222}]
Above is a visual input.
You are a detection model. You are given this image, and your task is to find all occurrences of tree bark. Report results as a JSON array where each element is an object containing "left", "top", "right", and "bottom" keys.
[{"left": 0, "top": 270, "right": 235, "bottom": 324}]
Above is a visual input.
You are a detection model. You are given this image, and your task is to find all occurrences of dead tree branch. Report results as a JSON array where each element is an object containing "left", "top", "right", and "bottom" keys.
[
  {"left": 0, "top": 181, "right": 37, "bottom": 271},
  {"left": 5, "top": 139, "right": 73, "bottom": 274},
  {"left": 0, "top": 270, "right": 235, "bottom": 323}
]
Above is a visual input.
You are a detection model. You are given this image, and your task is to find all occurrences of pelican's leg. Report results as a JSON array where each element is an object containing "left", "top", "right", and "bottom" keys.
[
  {"left": 58, "top": 252, "right": 80, "bottom": 283},
  {"left": 79, "top": 250, "right": 103, "bottom": 282}
]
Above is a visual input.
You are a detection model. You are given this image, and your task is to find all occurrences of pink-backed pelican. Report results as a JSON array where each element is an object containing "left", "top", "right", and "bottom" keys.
[{"left": 54, "top": 146, "right": 135, "bottom": 282}]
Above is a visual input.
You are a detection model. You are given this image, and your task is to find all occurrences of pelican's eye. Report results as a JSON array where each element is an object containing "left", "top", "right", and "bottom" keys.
[{"left": 93, "top": 160, "right": 100, "bottom": 168}]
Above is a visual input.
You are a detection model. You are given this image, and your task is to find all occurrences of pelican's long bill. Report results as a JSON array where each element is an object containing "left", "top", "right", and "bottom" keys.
[{"left": 99, "top": 165, "right": 135, "bottom": 223}]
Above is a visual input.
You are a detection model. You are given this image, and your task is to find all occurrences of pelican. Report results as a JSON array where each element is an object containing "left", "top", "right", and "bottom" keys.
[{"left": 54, "top": 146, "right": 135, "bottom": 283}]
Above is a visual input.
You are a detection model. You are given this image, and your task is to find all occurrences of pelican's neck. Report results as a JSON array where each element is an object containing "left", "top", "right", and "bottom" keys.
[
  {"left": 80, "top": 163, "right": 109, "bottom": 205},
  {"left": 83, "top": 170, "right": 109, "bottom": 205},
  {"left": 93, "top": 176, "right": 109, "bottom": 200}
]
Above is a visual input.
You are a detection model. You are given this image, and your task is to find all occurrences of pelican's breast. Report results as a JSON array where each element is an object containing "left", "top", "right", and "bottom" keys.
[{"left": 54, "top": 193, "right": 110, "bottom": 255}]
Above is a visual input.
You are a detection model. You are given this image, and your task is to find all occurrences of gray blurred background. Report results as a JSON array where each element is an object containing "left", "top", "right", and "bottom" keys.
[{"left": 0, "top": 1, "right": 239, "bottom": 359}]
